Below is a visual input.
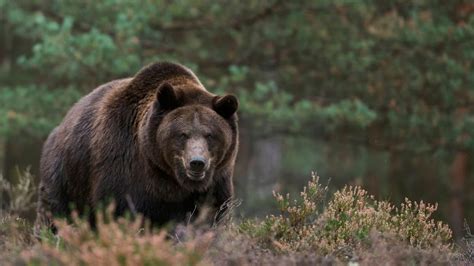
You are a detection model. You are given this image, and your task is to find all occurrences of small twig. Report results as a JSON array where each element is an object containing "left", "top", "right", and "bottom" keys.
[
  {"left": 125, "top": 194, "right": 138, "bottom": 218},
  {"left": 135, "top": 228, "right": 145, "bottom": 236},
  {"left": 464, "top": 220, "right": 472, "bottom": 238},
  {"left": 187, "top": 205, "right": 198, "bottom": 225},
  {"left": 213, "top": 198, "right": 242, "bottom": 227},
  {"left": 55, "top": 235, "right": 61, "bottom": 250}
]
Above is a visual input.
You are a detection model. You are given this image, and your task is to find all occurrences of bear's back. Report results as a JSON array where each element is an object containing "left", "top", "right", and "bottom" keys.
[{"left": 40, "top": 78, "right": 131, "bottom": 211}]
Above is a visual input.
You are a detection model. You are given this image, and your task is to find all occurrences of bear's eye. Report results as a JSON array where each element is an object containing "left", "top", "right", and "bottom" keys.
[
  {"left": 179, "top": 133, "right": 189, "bottom": 139},
  {"left": 205, "top": 133, "right": 214, "bottom": 140}
]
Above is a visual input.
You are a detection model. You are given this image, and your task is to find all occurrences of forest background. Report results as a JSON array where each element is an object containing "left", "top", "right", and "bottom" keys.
[{"left": 1, "top": 0, "right": 473, "bottom": 240}]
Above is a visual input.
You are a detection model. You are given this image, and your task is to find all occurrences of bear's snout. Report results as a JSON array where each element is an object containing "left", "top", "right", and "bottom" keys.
[
  {"left": 189, "top": 156, "right": 206, "bottom": 171},
  {"left": 184, "top": 137, "right": 210, "bottom": 181},
  {"left": 187, "top": 156, "right": 208, "bottom": 180}
]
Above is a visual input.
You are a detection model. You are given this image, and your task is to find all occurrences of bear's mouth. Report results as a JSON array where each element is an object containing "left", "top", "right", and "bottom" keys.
[{"left": 186, "top": 170, "right": 206, "bottom": 181}]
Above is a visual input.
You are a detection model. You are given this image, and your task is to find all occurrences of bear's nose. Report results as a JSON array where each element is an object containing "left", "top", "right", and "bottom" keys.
[{"left": 189, "top": 157, "right": 206, "bottom": 171}]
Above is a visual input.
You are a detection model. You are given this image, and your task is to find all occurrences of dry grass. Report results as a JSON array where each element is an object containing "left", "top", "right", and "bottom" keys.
[{"left": 0, "top": 171, "right": 472, "bottom": 265}]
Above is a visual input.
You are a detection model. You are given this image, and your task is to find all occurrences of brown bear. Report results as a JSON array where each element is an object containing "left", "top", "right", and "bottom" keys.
[{"left": 34, "top": 62, "right": 238, "bottom": 234}]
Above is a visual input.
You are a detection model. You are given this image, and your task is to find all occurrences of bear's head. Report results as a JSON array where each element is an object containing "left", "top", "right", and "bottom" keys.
[{"left": 142, "top": 82, "right": 238, "bottom": 192}]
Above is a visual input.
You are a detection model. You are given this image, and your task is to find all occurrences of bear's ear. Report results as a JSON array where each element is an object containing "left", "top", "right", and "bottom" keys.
[
  {"left": 155, "top": 82, "right": 179, "bottom": 110},
  {"left": 212, "top": 95, "right": 239, "bottom": 118}
]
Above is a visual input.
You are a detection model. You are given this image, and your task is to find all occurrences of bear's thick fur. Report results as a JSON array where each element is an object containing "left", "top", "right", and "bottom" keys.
[{"left": 35, "top": 62, "right": 238, "bottom": 233}]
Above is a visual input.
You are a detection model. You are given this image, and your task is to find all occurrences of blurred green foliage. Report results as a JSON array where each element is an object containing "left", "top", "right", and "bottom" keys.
[
  {"left": 0, "top": 87, "right": 81, "bottom": 136},
  {"left": 1, "top": 0, "right": 473, "bottom": 151}
]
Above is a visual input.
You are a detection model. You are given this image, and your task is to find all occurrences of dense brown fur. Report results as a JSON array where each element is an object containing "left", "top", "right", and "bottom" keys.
[{"left": 35, "top": 62, "right": 238, "bottom": 234}]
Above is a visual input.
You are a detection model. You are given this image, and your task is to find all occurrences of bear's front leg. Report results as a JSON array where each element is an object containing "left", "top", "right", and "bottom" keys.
[{"left": 211, "top": 172, "right": 234, "bottom": 225}]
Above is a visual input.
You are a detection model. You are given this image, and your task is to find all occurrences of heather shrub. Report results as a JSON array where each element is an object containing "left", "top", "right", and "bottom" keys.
[
  {"left": 23, "top": 205, "right": 213, "bottom": 266},
  {"left": 355, "top": 230, "right": 457, "bottom": 265},
  {"left": 241, "top": 173, "right": 454, "bottom": 260},
  {"left": 461, "top": 222, "right": 474, "bottom": 263},
  {"left": 240, "top": 173, "right": 328, "bottom": 251},
  {"left": 0, "top": 169, "right": 37, "bottom": 215},
  {"left": 0, "top": 214, "right": 35, "bottom": 264},
  {"left": 319, "top": 187, "right": 452, "bottom": 252}
]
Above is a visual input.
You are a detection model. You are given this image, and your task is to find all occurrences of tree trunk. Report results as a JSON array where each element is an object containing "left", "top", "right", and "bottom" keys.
[
  {"left": 0, "top": 136, "right": 5, "bottom": 216},
  {"left": 0, "top": 136, "right": 5, "bottom": 175},
  {"left": 250, "top": 136, "right": 282, "bottom": 197},
  {"left": 449, "top": 151, "right": 468, "bottom": 239}
]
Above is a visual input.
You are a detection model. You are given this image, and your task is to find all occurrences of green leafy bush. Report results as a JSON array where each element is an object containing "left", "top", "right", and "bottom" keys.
[{"left": 0, "top": 87, "right": 81, "bottom": 137}]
